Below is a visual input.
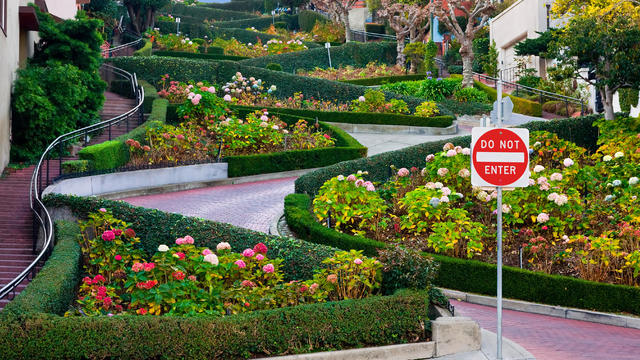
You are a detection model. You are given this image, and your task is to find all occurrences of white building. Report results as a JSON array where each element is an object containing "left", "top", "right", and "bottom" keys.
[{"left": 0, "top": 0, "right": 79, "bottom": 173}]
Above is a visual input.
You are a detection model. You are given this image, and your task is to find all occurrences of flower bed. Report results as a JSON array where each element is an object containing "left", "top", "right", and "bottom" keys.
[
  {"left": 0, "top": 196, "right": 439, "bottom": 359},
  {"left": 212, "top": 37, "right": 308, "bottom": 58},
  {"left": 299, "top": 62, "right": 408, "bottom": 82}
]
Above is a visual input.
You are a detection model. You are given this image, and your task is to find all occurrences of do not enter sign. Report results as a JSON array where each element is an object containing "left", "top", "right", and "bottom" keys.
[{"left": 471, "top": 127, "right": 529, "bottom": 187}]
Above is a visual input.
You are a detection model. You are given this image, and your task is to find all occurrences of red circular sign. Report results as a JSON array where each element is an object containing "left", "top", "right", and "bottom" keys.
[{"left": 472, "top": 129, "right": 528, "bottom": 186}]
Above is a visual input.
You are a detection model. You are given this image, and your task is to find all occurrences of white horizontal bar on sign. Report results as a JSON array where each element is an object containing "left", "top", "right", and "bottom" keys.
[{"left": 476, "top": 152, "right": 525, "bottom": 163}]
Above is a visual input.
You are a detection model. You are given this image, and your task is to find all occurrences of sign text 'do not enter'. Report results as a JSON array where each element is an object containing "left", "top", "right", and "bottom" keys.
[{"left": 471, "top": 128, "right": 529, "bottom": 187}]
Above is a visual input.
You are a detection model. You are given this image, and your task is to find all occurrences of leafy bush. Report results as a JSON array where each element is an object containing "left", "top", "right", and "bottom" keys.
[
  {"left": 214, "top": 14, "right": 296, "bottom": 31},
  {"left": 139, "top": 80, "right": 159, "bottom": 113},
  {"left": 310, "top": 21, "right": 345, "bottom": 43},
  {"left": 381, "top": 78, "right": 461, "bottom": 102},
  {"left": 517, "top": 75, "right": 542, "bottom": 89},
  {"left": 61, "top": 160, "right": 90, "bottom": 174},
  {"left": 201, "top": 0, "right": 265, "bottom": 12},
  {"left": 454, "top": 87, "right": 489, "bottom": 103},
  {"left": 299, "top": 10, "right": 326, "bottom": 32},
  {"left": 619, "top": 88, "right": 639, "bottom": 112},
  {"left": 542, "top": 100, "right": 579, "bottom": 116},
  {"left": 133, "top": 39, "right": 152, "bottom": 56},
  {"left": 439, "top": 98, "right": 492, "bottom": 115},
  {"left": 266, "top": 62, "right": 283, "bottom": 71},
  {"left": 153, "top": 50, "right": 248, "bottom": 61},
  {"left": 474, "top": 80, "right": 542, "bottom": 116},
  {"left": 378, "top": 246, "right": 439, "bottom": 295},
  {"left": 168, "top": 3, "right": 259, "bottom": 22},
  {"left": 447, "top": 65, "right": 463, "bottom": 74},
  {"left": 414, "top": 101, "right": 440, "bottom": 117}
]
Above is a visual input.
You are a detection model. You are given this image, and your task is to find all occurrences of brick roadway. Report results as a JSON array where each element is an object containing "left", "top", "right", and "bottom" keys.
[
  {"left": 451, "top": 300, "right": 640, "bottom": 359},
  {"left": 120, "top": 177, "right": 297, "bottom": 233}
]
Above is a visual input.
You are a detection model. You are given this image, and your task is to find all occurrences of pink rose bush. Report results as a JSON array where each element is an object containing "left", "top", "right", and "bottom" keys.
[
  {"left": 312, "top": 125, "right": 640, "bottom": 287},
  {"left": 68, "top": 211, "right": 383, "bottom": 317}
]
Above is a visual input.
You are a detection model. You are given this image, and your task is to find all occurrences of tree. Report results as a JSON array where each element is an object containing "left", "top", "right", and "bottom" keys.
[
  {"left": 377, "top": 0, "right": 430, "bottom": 67},
  {"left": 431, "top": 0, "right": 493, "bottom": 87},
  {"left": 550, "top": 13, "right": 640, "bottom": 120},
  {"left": 123, "top": 0, "right": 170, "bottom": 35},
  {"left": 482, "top": 41, "right": 498, "bottom": 77},
  {"left": 312, "top": 0, "right": 359, "bottom": 41},
  {"left": 514, "top": 29, "right": 559, "bottom": 57}
]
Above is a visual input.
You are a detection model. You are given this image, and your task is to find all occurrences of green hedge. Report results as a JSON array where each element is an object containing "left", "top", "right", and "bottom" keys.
[
  {"left": 238, "top": 41, "right": 397, "bottom": 73},
  {"left": 153, "top": 50, "right": 248, "bottom": 61},
  {"left": 139, "top": 79, "right": 158, "bottom": 113},
  {"left": 341, "top": 74, "right": 426, "bottom": 86},
  {"left": 365, "top": 23, "right": 386, "bottom": 34},
  {"left": 61, "top": 159, "right": 89, "bottom": 174},
  {"left": 0, "top": 221, "right": 81, "bottom": 319},
  {"left": 109, "top": 78, "right": 134, "bottom": 98},
  {"left": 295, "top": 113, "right": 604, "bottom": 197},
  {"left": 108, "top": 57, "right": 437, "bottom": 111},
  {"left": 229, "top": 104, "right": 455, "bottom": 128},
  {"left": 133, "top": 39, "right": 152, "bottom": 56},
  {"left": 168, "top": 3, "right": 260, "bottom": 21},
  {"left": 284, "top": 193, "right": 640, "bottom": 315},
  {"left": 201, "top": 0, "right": 265, "bottom": 13},
  {"left": 156, "top": 20, "right": 212, "bottom": 39},
  {"left": 77, "top": 98, "right": 168, "bottom": 171},
  {"left": 474, "top": 80, "right": 542, "bottom": 117},
  {"left": 198, "top": 45, "right": 224, "bottom": 55},
  {"left": 210, "top": 26, "right": 282, "bottom": 43},
  {"left": 298, "top": 10, "right": 326, "bottom": 32},
  {"left": 214, "top": 14, "right": 297, "bottom": 30}
]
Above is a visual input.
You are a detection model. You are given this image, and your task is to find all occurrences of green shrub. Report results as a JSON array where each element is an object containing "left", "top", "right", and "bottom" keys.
[
  {"left": 517, "top": 74, "right": 541, "bottom": 89},
  {"left": 377, "top": 246, "right": 439, "bottom": 295},
  {"left": 381, "top": 78, "right": 461, "bottom": 102},
  {"left": 168, "top": 3, "right": 259, "bottom": 22},
  {"left": 133, "top": 39, "right": 152, "bottom": 56},
  {"left": 109, "top": 78, "right": 134, "bottom": 98},
  {"left": 215, "top": 14, "right": 296, "bottom": 30},
  {"left": 365, "top": 23, "right": 385, "bottom": 34},
  {"left": 454, "top": 87, "right": 489, "bottom": 103},
  {"left": 474, "top": 80, "right": 542, "bottom": 117},
  {"left": 341, "top": 74, "right": 426, "bottom": 86},
  {"left": 265, "top": 62, "right": 283, "bottom": 71},
  {"left": 447, "top": 65, "right": 463, "bottom": 74},
  {"left": 284, "top": 193, "right": 640, "bottom": 315},
  {"left": 619, "top": 88, "right": 639, "bottom": 112},
  {"left": 119, "top": 98, "right": 168, "bottom": 143},
  {"left": 156, "top": 20, "right": 212, "bottom": 39},
  {"left": 210, "top": 27, "right": 282, "bottom": 43},
  {"left": 153, "top": 50, "right": 248, "bottom": 61},
  {"left": 439, "top": 98, "right": 492, "bottom": 115},
  {"left": 139, "top": 79, "right": 159, "bottom": 113},
  {"left": 201, "top": 0, "right": 265, "bottom": 12},
  {"left": 298, "top": 10, "right": 326, "bottom": 32},
  {"left": 198, "top": 45, "right": 224, "bottom": 54},
  {"left": 61, "top": 160, "right": 90, "bottom": 174},
  {"left": 274, "top": 21, "right": 287, "bottom": 29},
  {"left": 77, "top": 140, "right": 129, "bottom": 171},
  {"left": 239, "top": 41, "right": 397, "bottom": 73}
]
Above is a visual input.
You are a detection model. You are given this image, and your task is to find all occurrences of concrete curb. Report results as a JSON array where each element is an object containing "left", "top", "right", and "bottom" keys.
[
  {"left": 325, "top": 121, "right": 458, "bottom": 136},
  {"left": 268, "top": 210, "right": 284, "bottom": 237},
  {"left": 440, "top": 288, "right": 640, "bottom": 330}
]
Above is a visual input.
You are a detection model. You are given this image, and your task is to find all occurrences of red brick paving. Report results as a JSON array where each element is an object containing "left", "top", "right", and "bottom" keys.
[
  {"left": 121, "top": 177, "right": 297, "bottom": 233},
  {"left": 452, "top": 300, "right": 640, "bottom": 359}
]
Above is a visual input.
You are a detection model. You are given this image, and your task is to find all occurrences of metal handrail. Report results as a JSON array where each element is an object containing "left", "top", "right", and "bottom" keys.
[
  {"left": 102, "top": 37, "right": 144, "bottom": 57},
  {"left": 349, "top": 29, "right": 399, "bottom": 42},
  {"left": 434, "top": 58, "right": 585, "bottom": 115},
  {"left": 0, "top": 62, "right": 144, "bottom": 301}
]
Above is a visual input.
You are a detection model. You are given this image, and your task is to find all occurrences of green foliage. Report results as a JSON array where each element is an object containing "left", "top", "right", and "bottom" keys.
[
  {"left": 215, "top": 14, "right": 297, "bottom": 31},
  {"left": 517, "top": 75, "right": 542, "bottom": 89},
  {"left": 472, "top": 37, "right": 489, "bottom": 73},
  {"left": 365, "top": 23, "right": 385, "bottom": 34},
  {"left": 284, "top": 194, "right": 640, "bottom": 315},
  {"left": 381, "top": 78, "right": 462, "bottom": 102},
  {"left": 168, "top": 3, "right": 259, "bottom": 22},
  {"left": 482, "top": 41, "right": 498, "bottom": 77},
  {"left": 265, "top": 62, "right": 283, "bottom": 71},
  {"left": 439, "top": 98, "right": 492, "bottom": 115},
  {"left": 414, "top": 101, "right": 440, "bottom": 117},
  {"left": 153, "top": 50, "right": 248, "bottom": 61},
  {"left": 618, "top": 88, "right": 639, "bottom": 113},
  {"left": 155, "top": 20, "right": 212, "bottom": 39},
  {"left": 201, "top": 0, "right": 265, "bottom": 12},
  {"left": 515, "top": 29, "right": 559, "bottom": 57},
  {"left": 239, "top": 41, "right": 397, "bottom": 73},
  {"left": 424, "top": 41, "right": 438, "bottom": 75},
  {"left": 78, "top": 140, "right": 129, "bottom": 171},
  {"left": 341, "top": 74, "right": 426, "bottom": 86},
  {"left": 377, "top": 246, "right": 439, "bottom": 295},
  {"left": 473, "top": 80, "right": 542, "bottom": 116},
  {"left": 403, "top": 42, "right": 427, "bottom": 73},
  {"left": 133, "top": 39, "right": 153, "bottom": 56},
  {"left": 298, "top": 10, "right": 326, "bottom": 32},
  {"left": 11, "top": 63, "right": 100, "bottom": 162},
  {"left": 139, "top": 79, "right": 159, "bottom": 113},
  {"left": 447, "top": 65, "right": 463, "bottom": 74},
  {"left": 454, "top": 87, "right": 489, "bottom": 103},
  {"left": 61, "top": 160, "right": 90, "bottom": 174},
  {"left": 444, "top": 41, "right": 461, "bottom": 66}
]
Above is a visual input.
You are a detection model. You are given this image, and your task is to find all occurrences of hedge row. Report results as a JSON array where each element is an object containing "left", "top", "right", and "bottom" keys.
[
  {"left": 132, "top": 39, "right": 152, "bottom": 56},
  {"left": 156, "top": 20, "right": 212, "bottom": 39},
  {"left": 168, "top": 3, "right": 260, "bottom": 22},
  {"left": 295, "top": 114, "right": 604, "bottom": 196},
  {"left": 210, "top": 26, "right": 282, "bottom": 43},
  {"left": 214, "top": 14, "right": 298, "bottom": 31},
  {"left": 153, "top": 50, "right": 248, "bottom": 61},
  {"left": 474, "top": 79, "right": 543, "bottom": 117},
  {"left": 341, "top": 74, "right": 426, "bottom": 86},
  {"left": 139, "top": 79, "right": 159, "bottom": 113},
  {"left": 238, "top": 41, "right": 397, "bottom": 73},
  {"left": 76, "top": 98, "right": 168, "bottom": 171},
  {"left": 229, "top": 104, "right": 455, "bottom": 128},
  {"left": 201, "top": 0, "right": 265, "bottom": 13},
  {"left": 284, "top": 193, "right": 640, "bottom": 315},
  {"left": 298, "top": 10, "right": 327, "bottom": 32},
  {"left": 107, "top": 57, "right": 438, "bottom": 111}
]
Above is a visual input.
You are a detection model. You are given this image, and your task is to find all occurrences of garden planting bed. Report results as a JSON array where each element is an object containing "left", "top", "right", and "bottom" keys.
[
  {"left": 0, "top": 195, "right": 446, "bottom": 359},
  {"left": 286, "top": 114, "right": 640, "bottom": 315}
]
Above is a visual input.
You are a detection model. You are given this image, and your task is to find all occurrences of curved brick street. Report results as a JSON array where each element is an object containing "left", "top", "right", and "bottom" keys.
[
  {"left": 120, "top": 177, "right": 296, "bottom": 233},
  {"left": 452, "top": 300, "right": 640, "bottom": 359}
]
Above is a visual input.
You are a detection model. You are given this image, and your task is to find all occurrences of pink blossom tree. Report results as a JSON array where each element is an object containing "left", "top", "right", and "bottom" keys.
[
  {"left": 431, "top": 0, "right": 494, "bottom": 87},
  {"left": 377, "top": 0, "right": 431, "bottom": 68},
  {"left": 312, "top": 0, "right": 359, "bottom": 42}
]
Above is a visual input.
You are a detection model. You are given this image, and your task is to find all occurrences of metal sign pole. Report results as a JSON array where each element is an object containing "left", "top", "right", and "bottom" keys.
[
  {"left": 325, "top": 42, "right": 332, "bottom": 68},
  {"left": 496, "top": 71, "right": 503, "bottom": 360}
]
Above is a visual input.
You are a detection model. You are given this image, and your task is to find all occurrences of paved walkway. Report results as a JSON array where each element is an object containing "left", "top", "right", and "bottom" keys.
[
  {"left": 452, "top": 300, "right": 640, "bottom": 360},
  {"left": 121, "top": 177, "right": 296, "bottom": 233}
]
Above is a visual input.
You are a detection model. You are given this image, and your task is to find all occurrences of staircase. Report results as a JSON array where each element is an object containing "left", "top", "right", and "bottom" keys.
[{"left": 0, "top": 91, "right": 136, "bottom": 309}]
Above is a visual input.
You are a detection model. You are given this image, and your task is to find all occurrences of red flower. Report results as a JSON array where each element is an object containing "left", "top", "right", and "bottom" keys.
[
  {"left": 103, "top": 296, "right": 112, "bottom": 307},
  {"left": 188, "top": 275, "right": 197, "bottom": 281},
  {"left": 92, "top": 275, "right": 105, "bottom": 284},
  {"left": 253, "top": 242, "right": 268, "bottom": 255},
  {"left": 113, "top": 229, "right": 123, "bottom": 236},
  {"left": 83, "top": 276, "right": 92, "bottom": 285},
  {"left": 173, "top": 271, "right": 185, "bottom": 281},
  {"left": 300, "top": 285, "right": 308, "bottom": 293},
  {"left": 114, "top": 254, "right": 122, "bottom": 261},
  {"left": 174, "top": 252, "right": 186, "bottom": 260},
  {"left": 244, "top": 302, "right": 250, "bottom": 307},
  {"left": 542, "top": 226, "right": 548, "bottom": 230},
  {"left": 124, "top": 228, "right": 136, "bottom": 238},
  {"left": 143, "top": 262, "right": 155, "bottom": 271},
  {"left": 102, "top": 230, "right": 115, "bottom": 242},
  {"left": 97, "top": 286, "right": 107, "bottom": 296},
  {"left": 324, "top": 134, "right": 331, "bottom": 140},
  {"left": 137, "top": 308, "right": 147, "bottom": 315}
]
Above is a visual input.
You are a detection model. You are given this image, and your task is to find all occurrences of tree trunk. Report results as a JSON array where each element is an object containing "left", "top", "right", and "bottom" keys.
[
  {"left": 396, "top": 35, "right": 406, "bottom": 68},
  {"left": 343, "top": 10, "right": 352, "bottom": 42},
  {"left": 144, "top": 7, "right": 153, "bottom": 31},
  {"left": 126, "top": 5, "right": 141, "bottom": 34},
  {"left": 460, "top": 40, "right": 474, "bottom": 88},
  {"left": 601, "top": 86, "right": 615, "bottom": 120}
]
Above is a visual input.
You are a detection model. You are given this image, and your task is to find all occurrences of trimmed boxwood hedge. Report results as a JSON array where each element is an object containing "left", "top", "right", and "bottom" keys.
[
  {"left": 238, "top": 41, "right": 397, "bottom": 73},
  {"left": 210, "top": 27, "right": 282, "bottom": 43},
  {"left": 167, "top": 3, "right": 259, "bottom": 21},
  {"left": 295, "top": 113, "right": 605, "bottom": 197},
  {"left": 284, "top": 193, "right": 640, "bottom": 315},
  {"left": 0, "top": 205, "right": 432, "bottom": 359},
  {"left": 229, "top": 104, "right": 455, "bottom": 128},
  {"left": 156, "top": 20, "right": 212, "bottom": 39},
  {"left": 152, "top": 50, "right": 249, "bottom": 61},
  {"left": 107, "top": 56, "right": 440, "bottom": 111},
  {"left": 139, "top": 79, "right": 159, "bottom": 113},
  {"left": 214, "top": 14, "right": 298, "bottom": 31},
  {"left": 341, "top": 74, "right": 426, "bottom": 86},
  {"left": 201, "top": 0, "right": 265, "bottom": 12},
  {"left": 133, "top": 39, "right": 152, "bottom": 56},
  {"left": 474, "top": 79, "right": 542, "bottom": 117}
]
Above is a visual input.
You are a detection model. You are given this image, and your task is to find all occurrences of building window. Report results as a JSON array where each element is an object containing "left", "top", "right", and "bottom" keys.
[{"left": 0, "top": 0, "right": 7, "bottom": 36}]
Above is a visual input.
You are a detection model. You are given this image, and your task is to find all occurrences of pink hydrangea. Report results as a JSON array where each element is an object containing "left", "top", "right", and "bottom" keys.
[
  {"left": 208, "top": 86, "right": 216, "bottom": 93},
  {"left": 426, "top": 154, "right": 435, "bottom": 162},
  {"left": 256, "top": 254, "right": 264, "bottom": 261},
  {"left": 446, "top": 149, "right": 457, "bottom": 157},
  {"left": 441, "top": 187, "right": 452, "bottom": 196},
  {"left": 131, "top": 262, "right": 144, "bottom": 272},
  {"left": 563, "top": 158, "right": 574, "bottom": 167},
  {"left": 462, "top": 148, "right": 471, "bottom": 155},
  {"left": 216, "top": 242, "right": 231, "bottom": 251},
  {"left": 235, "top": 260, "right": 247, "bottom": 268},
  {"left": 114, "top": 255, "right": 122, "bottom": 261},
  {"left": 397, "top": 168, "right": 410, "bottom": 177},
  {"left": 241, "top": 280, "right": 256, "bottom": 287},
  {"left": 183, "top": 235, "right": 194, "bottom": 244},
  {"left": 102, "top": 230, "right": 115, "bottom": 242},
  {"left": 365, "top": 183, "right": 376, "bottom": 192},
  {"left": 262, "top": 263, "right": 275, "bottom": 273},
  {"left": 550, "top": 173, "right": 563, "bottom": 182},
  {"left": 99, "top": 208, "right": 107, "bottom": 212},
  {"left": 253, "top": 242, "right": 268, "bottom": 254},
  {"left": 223, "top": 94, "right": 232, "bottom": 101},
  {"left": 536, "top": 213, "right": 550, "bottom": 223},
  {"left": 175, "top": 237, "right": 185, "bottom": 245},
  {"left": 354, "top": 258, "right": 363, "bottom": 265},
  {"left": 242, "top": 248, "right": 255, "bottom": 257},
  {"left": 437, "top": 168, "right": 449, "bottom": 177},
  {"left": 347, "top": 174, "right": 357, "bottom": 182},
  {"left": 355, "top": 179, "right": 365, "bottom": 187},
  {"left": 202, "top": 249, "right": 212, "bottom": 256}
]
